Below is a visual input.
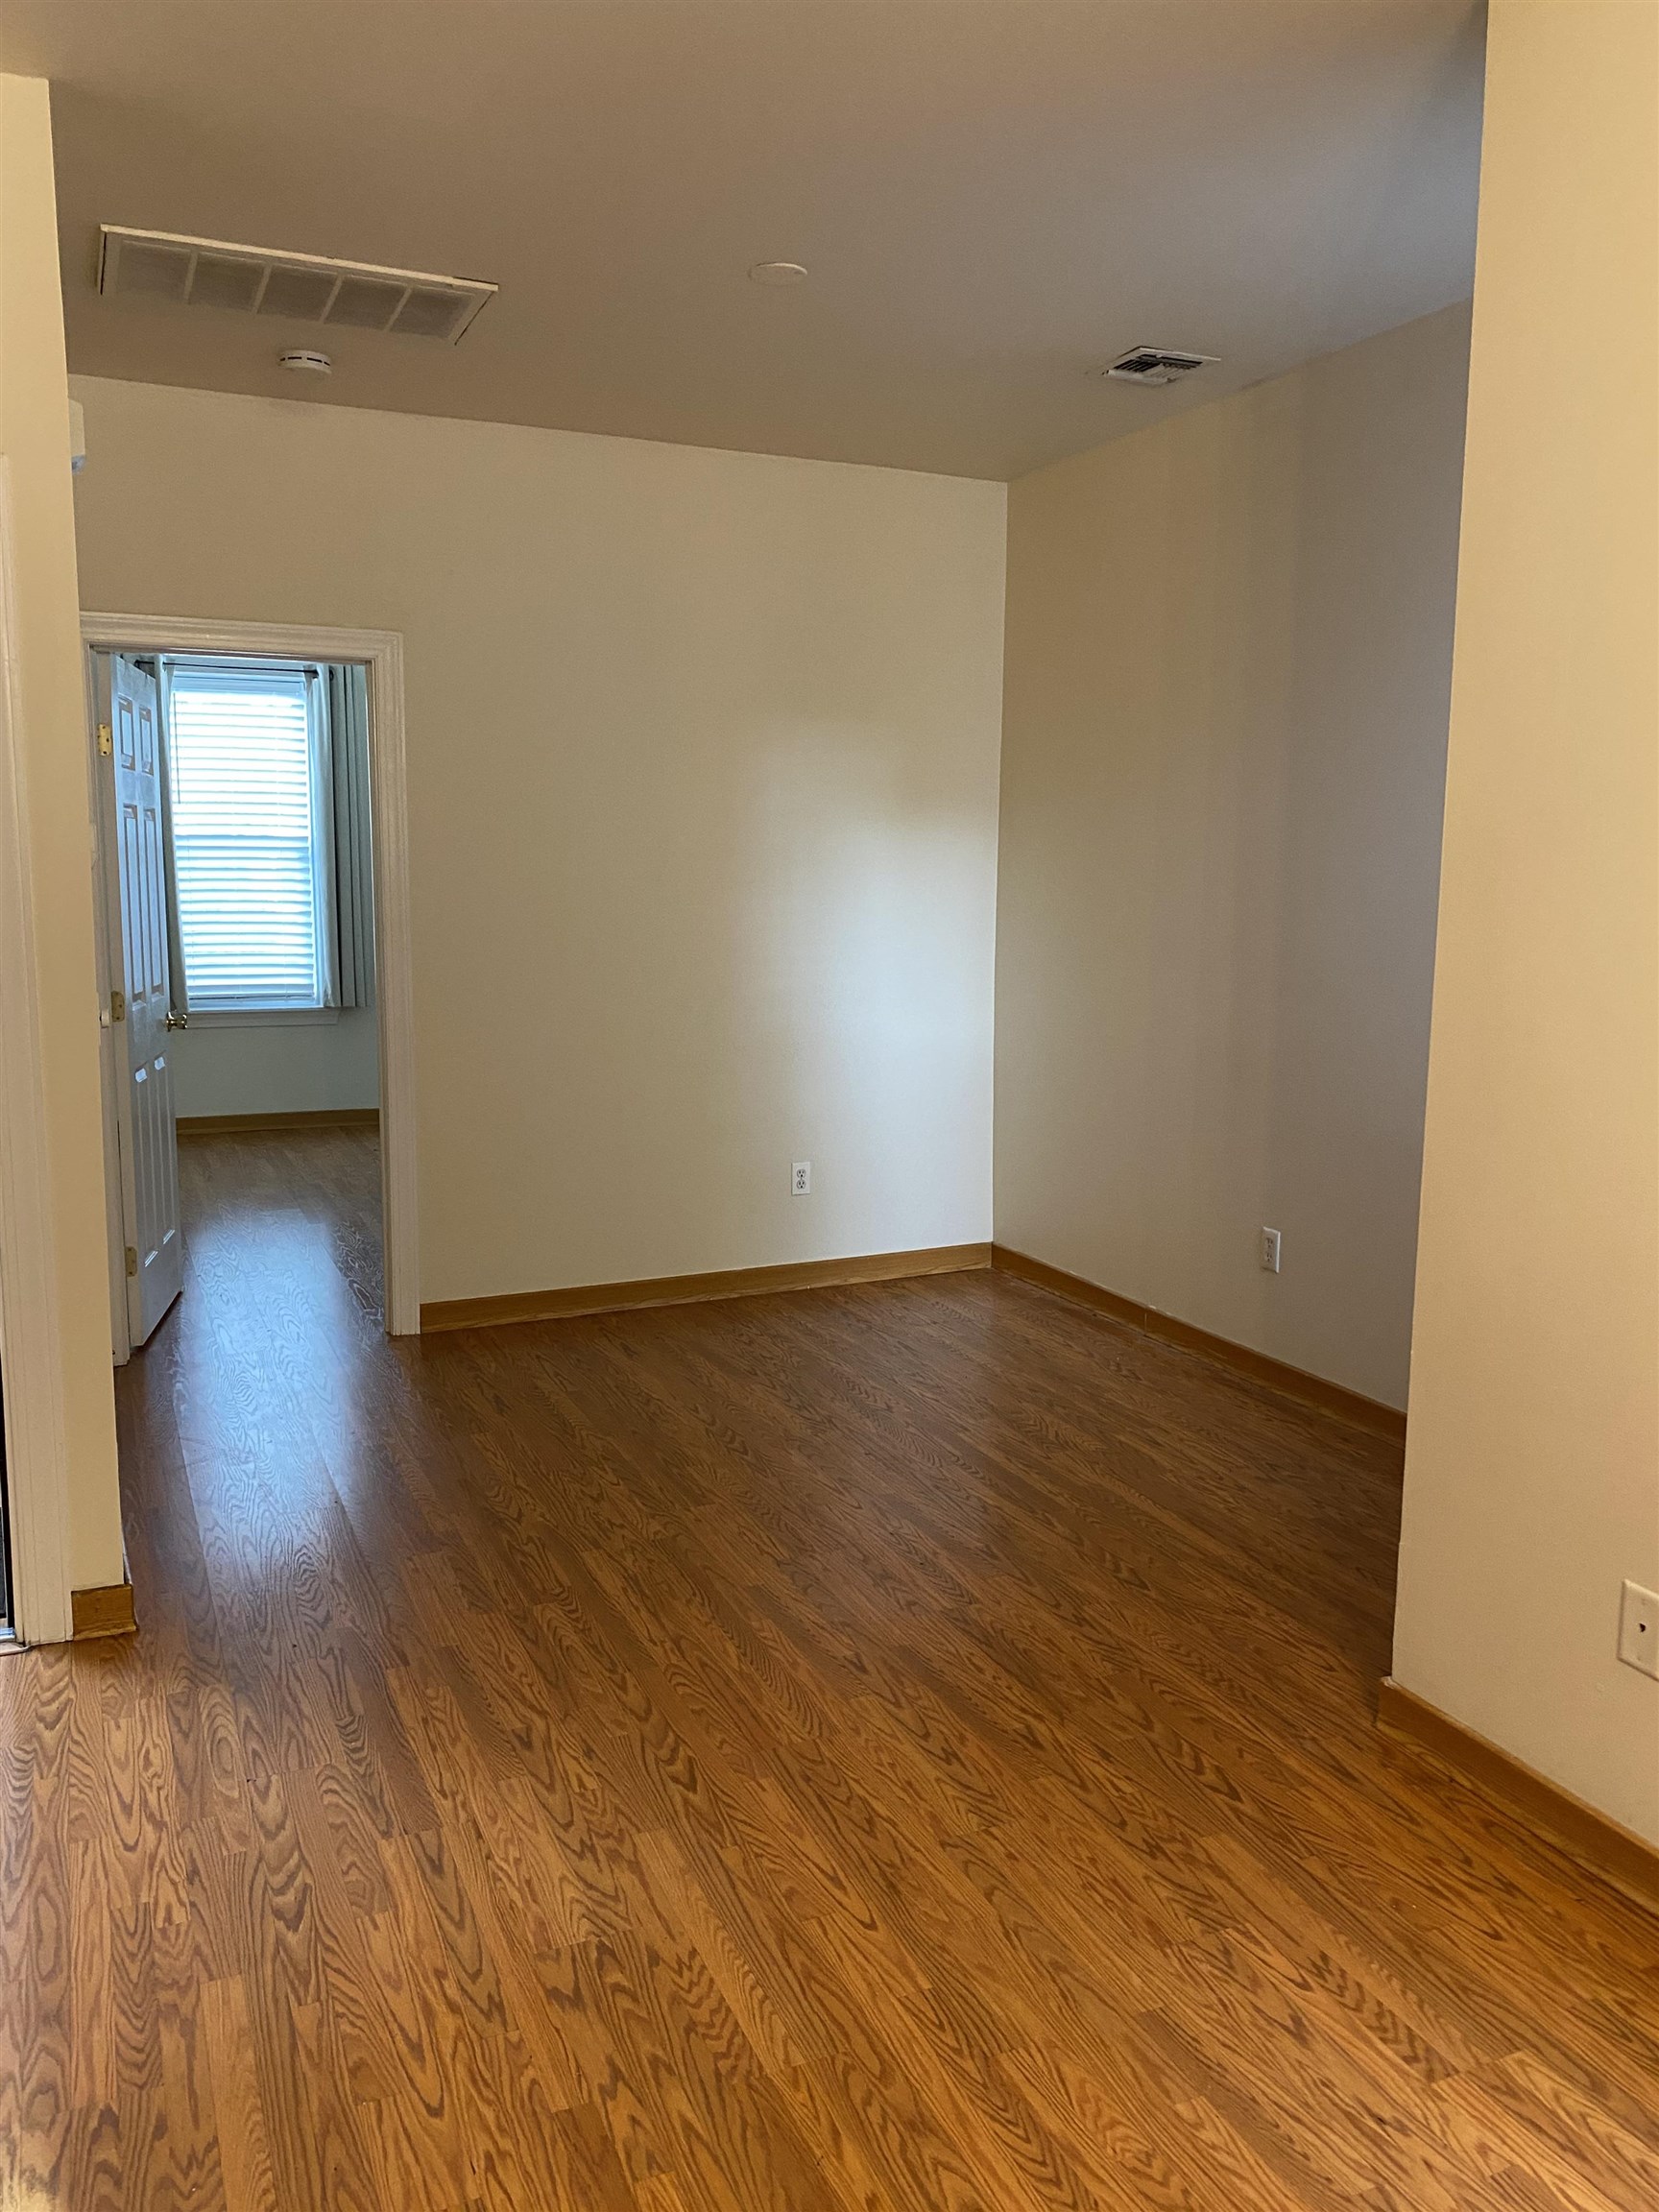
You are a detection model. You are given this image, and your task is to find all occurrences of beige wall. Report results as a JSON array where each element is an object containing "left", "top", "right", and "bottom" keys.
[
  {"left": 995, "top": 305, "right": 1470, "bottom": 1410},
  {"left": 1393, "top": 2, "right": 1659, "bottom": 1842},
  {"left": 70, "top": 377, "right": 1005, "bottom": 1301},
  {"left": 0, "top": 77, "right": 124, "bottom": 1596}
]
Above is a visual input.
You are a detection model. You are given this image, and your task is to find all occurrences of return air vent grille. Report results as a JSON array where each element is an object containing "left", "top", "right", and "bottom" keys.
[
  {"left": 97, "top": 227, "right": 496, "bottom": 344},
  {"left": 1102, "top": 346, "right": 1217, "bottom": 387}
]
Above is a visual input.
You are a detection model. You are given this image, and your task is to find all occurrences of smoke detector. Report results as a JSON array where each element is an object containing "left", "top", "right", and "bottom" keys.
[
  {"left": 1099, "top": 346, "right": 1217, "bottom": 387},
  {"left": 97, "top": 226, "right": 496, "bottom": 344},
  {"left": 279, "top": 349, "right": 332, "bottom": 375}
]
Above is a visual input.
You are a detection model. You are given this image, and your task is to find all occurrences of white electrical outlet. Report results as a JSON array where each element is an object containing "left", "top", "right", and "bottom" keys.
[
  {"left": 791, "top": 1160, "right": 811, "bottom": 1196},
  {"left": 1259, "top": 1226, "right": 1282, "bottom": 1274},
  {"left": 1618, "top": 1579, "right": 1659, "bottom": 1680}
]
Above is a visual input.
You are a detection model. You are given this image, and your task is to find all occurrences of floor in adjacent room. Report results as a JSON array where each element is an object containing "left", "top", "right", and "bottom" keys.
[{"left": 2, "top": 1129, "right": 1656, "bottom": 2211}]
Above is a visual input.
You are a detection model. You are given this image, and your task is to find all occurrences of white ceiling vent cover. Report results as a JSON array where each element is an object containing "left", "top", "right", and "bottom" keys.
[
  {"left": 1102, "top": 346, "right": 1217, "bottom": 387},
  {"left": 98, "top": 227, "right": 496, "bottom": 344}
]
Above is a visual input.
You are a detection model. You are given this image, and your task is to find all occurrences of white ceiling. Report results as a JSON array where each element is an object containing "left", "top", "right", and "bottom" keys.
[{"left": 0, "top": 1, "right": 1485, "bottom": 481}]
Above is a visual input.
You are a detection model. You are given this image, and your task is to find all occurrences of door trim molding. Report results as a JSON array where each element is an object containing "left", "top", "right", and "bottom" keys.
[
  {"left": 0, "top": 464, "right": 74, "bottom": 1643},
  {"left": 82, "top": 613, "right": 421, "bottom": 1336}
]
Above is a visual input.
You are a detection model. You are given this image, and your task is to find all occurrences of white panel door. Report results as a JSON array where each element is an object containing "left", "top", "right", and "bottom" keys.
[{"left": 108, "top": 655, "right": 182, "bottom": 1344}]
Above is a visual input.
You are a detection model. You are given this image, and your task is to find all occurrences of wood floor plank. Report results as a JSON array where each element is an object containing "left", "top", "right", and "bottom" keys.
[
  {"left": 2, "top": 1127, "right": 1655, "bottom": 2207},
  {"left": 202, "top": 1975, "right": 280, "bottom": 2212}
]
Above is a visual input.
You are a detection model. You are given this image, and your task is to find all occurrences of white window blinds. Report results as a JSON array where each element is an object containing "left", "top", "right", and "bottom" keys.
[{"left": 165, "top": 661, "right": 329, "bottom": 1009}]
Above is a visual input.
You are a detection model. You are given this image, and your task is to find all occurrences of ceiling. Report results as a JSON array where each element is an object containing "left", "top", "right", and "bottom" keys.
[{"left": 0, "top": 1, "right": 1485, "bottom": 481}]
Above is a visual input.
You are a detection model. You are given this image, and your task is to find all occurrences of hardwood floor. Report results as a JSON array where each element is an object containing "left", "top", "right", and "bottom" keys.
[{"left": 4, "top": 1130, "right": 1657, "bottom": 2210}]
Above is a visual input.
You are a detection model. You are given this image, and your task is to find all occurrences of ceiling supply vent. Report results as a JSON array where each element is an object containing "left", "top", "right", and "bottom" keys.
[
  {"left": 1101, "top": 346, "right": 1217, "bottom": 387},
  {"left": 97, "top": 226, "right": 496, "bottom": 344}
]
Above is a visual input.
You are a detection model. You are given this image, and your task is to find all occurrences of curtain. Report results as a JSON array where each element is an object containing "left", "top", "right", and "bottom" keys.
[{"left": 325, "top": 663, "right": 374, "bottom": 1009}]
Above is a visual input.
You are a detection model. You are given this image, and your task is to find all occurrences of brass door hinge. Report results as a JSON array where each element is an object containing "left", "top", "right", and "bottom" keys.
[
  {"left": 125, "top": 1245, "right": 138, "bottom": 1278},
  {"left": 110, "top": 989, "right": 126, "bottom": 1022},
  {"left": 97, "top": 722, "right": 112, "bottom": 757}
]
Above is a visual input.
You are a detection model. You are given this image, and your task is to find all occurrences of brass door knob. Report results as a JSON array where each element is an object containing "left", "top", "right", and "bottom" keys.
[{"left": 164, "top": 1009, "right": 188, "bottom": 1031}]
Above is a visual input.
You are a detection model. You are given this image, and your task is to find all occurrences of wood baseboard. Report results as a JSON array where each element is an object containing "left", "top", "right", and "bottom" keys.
[
  {"left": 71, "top": 1581, "right": 137, "bottom": 1640},
  {"left": 1378, "top": 1678, "right": 1659, "bottom": 1913},
  {"left": 178, "top": 1107, "right": 380, "bottom": 1137},
  {"left": 421, "top": 1242, "right": 993, "bottom": 1334},
  {"left": 989, "top": 1244, "right": 1407, "bottom": 1441}
]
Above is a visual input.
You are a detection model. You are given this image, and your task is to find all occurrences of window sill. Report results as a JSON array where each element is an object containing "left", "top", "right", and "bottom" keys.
[{"left": 187, "top": 1007, "right": 340, "bottom": 1029}]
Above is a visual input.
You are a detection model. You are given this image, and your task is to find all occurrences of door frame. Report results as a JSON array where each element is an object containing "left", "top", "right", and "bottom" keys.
[
  {"left": 0, "top": 462, "right": 75, "bottom": 1642},
  {"left": 82, "top": 613, "right": 421, "bottom": 1337}
]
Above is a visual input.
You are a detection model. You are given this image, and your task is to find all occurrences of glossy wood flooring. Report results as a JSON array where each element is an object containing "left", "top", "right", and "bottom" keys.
[{"left": 4, "top": 1131, "right": 1657, "bottom": 2211}]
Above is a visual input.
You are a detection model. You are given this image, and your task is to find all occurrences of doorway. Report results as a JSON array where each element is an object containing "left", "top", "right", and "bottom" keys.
[{"left": 83, "top": 614, "right": 418, "bottom": 1342}]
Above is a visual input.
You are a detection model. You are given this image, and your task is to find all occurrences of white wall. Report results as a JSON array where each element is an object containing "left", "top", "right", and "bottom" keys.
[
  {"left": 1393, "top": 1, "right": 1659, "bottom": 1844},
  {"left": 70, "top": 378, "right": 1006, "bottom": 1300},
  {"left": 171, "top": 1013, "right": 379, "bottom": 1119},
  {"left": 0, "top": 76, "right": 124, "bottom": 1601},
  {"left": 995, "top": 306, "right": 1469, "bottom": 1411}
]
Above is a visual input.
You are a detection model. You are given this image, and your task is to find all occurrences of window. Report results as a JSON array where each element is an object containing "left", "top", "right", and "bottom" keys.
[{"left": 165, "top": 660, "right": 331, "bottom": 1010}]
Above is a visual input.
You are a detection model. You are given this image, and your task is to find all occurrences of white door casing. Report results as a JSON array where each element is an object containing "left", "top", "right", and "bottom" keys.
[{"left": 100, "top": 654, "right": 182, "bottom": 1344}]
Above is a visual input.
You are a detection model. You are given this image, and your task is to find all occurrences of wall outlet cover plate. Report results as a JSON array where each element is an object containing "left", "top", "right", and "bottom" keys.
[{"left": 1618, "top": 1579, "right": 1659, "bottom": 1680}]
